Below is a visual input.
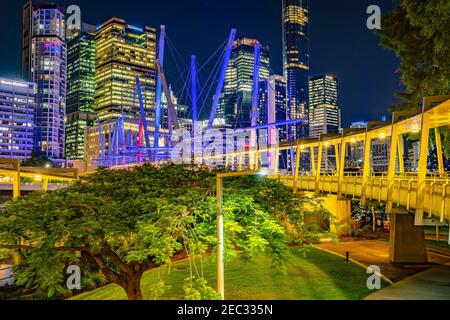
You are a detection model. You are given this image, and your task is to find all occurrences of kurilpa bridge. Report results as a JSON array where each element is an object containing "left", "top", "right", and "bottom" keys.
[
  {"left": 0, "top": 97, "right": 449, "bottom": 265},
  {"left": 197, "top": 96, "right": 450, "bottom": 264},
  {"left": 87, "top": 25, "right": 450, "bottom": 265}
]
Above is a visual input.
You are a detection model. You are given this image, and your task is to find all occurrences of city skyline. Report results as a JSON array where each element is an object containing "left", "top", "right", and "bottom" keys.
[{"left": 1, "top": 0, "right": 403, "bottom": 128}]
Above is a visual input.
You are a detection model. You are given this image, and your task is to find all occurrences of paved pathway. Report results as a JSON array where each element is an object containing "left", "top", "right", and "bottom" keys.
[
  {"left": 365, "top": 264, "right": 450, "bottom": 300},
  {"left": 316, "top": 239, "right": 450, "bottom": 282}
]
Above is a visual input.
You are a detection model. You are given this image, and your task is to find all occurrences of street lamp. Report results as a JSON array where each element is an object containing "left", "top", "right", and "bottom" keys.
[{"left": 215, "top": 170, "right": 266, "bottom": 300}]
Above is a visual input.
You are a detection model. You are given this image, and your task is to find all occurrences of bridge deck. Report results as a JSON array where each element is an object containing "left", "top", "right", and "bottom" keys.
[{"left": 276, "top": 174, "right": 450, "bottom": 222}]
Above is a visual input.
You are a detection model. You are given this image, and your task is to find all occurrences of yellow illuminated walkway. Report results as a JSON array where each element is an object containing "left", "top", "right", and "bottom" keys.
[
  {"left": 0, "top": 159, "right": 78, "bottom": 198},
  {"left": 220, "top": 96, "right": 450, "bottom": 225}
]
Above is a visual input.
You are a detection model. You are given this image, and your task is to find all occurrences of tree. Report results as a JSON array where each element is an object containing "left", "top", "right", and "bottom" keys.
[
  {"left": 378, "top": 0, "right": 449, "bottom": 110},
  {"left": 377, "top": 0, "right": 450, "bottom": 155},
  {"left": 0, "top": 164, "right": 327, "bottom": 300},
  {"left": 21, "top": 152, "right": 54, "bottom": 168}
]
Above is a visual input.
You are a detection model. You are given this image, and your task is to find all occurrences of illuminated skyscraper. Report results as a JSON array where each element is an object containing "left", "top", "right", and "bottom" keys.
[
  {"left": 94, "top": 18, "right": 157, "bottom": 123},
  {"left": 0, "top": 79, "right": 35, "bottom": 160},
  {"left": 219, "top": 38, "right": 270, "bottom": 128},
  {"left": 308, "top": 74, "right": 340, "bottom": 138},
  {"left": 65, "top": 23, "right": 97, "bottom": 160},
  {"left": 22, "top": 1, "right": 67, "bottom": 159},
  {"left": 282, "top": 0, "right": 309, "bottom": 140},
  {"left": 258, "top": 75, "right": 288, "bottom": 142},
  {"left": 259, "top": 75, "right": 291, "bottom": 171}
]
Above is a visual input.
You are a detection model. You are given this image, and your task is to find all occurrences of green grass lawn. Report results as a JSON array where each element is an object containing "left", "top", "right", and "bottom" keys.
[{"left": 71, "top": 247, "right": 387, "bottom": 301}]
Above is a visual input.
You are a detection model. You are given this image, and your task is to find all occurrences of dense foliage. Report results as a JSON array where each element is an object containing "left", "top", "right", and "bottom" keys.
[
  {"left": 378, "top": 0, "right": 449, "bottom": 110},
  {"left": 21, "top": 152, "right": 54, "bottom": 168},
  {"left": 378, "top": 0, "right": 450, "bottom": 155},
  {"left": 0, "top": 164, "right": 333, "bottom": 300}
]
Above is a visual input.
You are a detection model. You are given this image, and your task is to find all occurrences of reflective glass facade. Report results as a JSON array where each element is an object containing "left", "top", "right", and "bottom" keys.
[
  {"left": 258, "top": 75, "right": 288, "bottom": 142},
  {"left": 94, "top": 18, "right": 157, "bottom": 123},
  {"left": 308, "top": 74, "right": 340, "bottom": 138},
  {"left": 23, "top": 3, "right": 67, "bottom": 159},
  {"left": 66, "top": 24, "right": 96, "bottom": 160},
  {"left": 0, "top": 79, "right": 35, "bottom": 159},
  {"left": 218, "top": 38, "right": 270, "bottom": 128},
  {"left": 282, "top": 0, "right": 309, "bottom": 139}
]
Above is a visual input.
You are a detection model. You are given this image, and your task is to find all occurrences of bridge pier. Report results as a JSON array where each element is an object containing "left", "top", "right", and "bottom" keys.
[
  {"left": 389, "top": 211, "right": 427, "bottom": 264},
  {"left": 323, "top": 195, "right": 352, "bottom": 237}
]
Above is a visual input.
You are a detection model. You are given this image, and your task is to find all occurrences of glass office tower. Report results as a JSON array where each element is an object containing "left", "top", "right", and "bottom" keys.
[
  {"left": 21, "top": 1, "right": 67, "bottom": 159},
  {"left": 0, "top": 79, "right": 35, "bottom": 160},
  {"left": 219, "top": 38, "right": 270, "bottom": 129},
  {"left": 94, "top": 18, "right": 157, "bottom": 123},
  {"left": 308, "top": 74, "right": 340, "bottom": 138},
  {"left": 66, "top": 23, "right": 96, "bottom": 160},
  {"left": 282, "top": 0, "right": 309, "bottom": 140}
]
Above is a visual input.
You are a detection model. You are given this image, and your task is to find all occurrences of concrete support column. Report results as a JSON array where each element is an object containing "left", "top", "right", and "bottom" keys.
[
  {"left": 323, "top": 195, "right": 352, "bottom": 237},
  {"left": 389, "top": 211, "right": 428, "bottom": 264}
]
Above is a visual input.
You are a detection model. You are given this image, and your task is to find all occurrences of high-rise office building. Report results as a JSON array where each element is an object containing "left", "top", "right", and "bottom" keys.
[
  {"left": 258, "top": 75, "right": 288, "bottom": 143},
  {"left": 258, "top": 75, "right": 292, "bottom": 171},
  {"left": 66, "top": 23, "right": 96, "bottom": 160},
  {"left": 21, "top": 1, "right": 34, "bottom": 82},
  {"left": 308, "top": 74, "right": 341, "bottom": 138},
  {"left": 347, "top": 121, "right": 368, "bottom": 168},
  {"left": 218, "top": 38, "right": 270, "bottom": 129},
  {"left": 282, "top": 0, "right": 309, "bottom": 140},
  {"left": 372, "top": 138, "right": 390, "bottom": 172},
  {"left": 21, "top": 1, "right": 67, "bottom": 159},
  {"left": 406, "top": 141, "right": 420, "bottom": 172},
  {"left": 0, "top": 79, "right": 35, "bottom": 159},
  {"left": 94, "top": 18, "right": 157, "bottom": 123}
]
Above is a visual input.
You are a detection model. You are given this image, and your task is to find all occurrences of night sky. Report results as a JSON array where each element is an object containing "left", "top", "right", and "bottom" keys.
[{"left": 0, "top": 0, "right": 403, "bottom": 127}]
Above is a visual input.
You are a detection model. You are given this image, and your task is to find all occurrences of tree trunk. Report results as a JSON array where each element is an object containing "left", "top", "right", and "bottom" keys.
[{"left": 123, "top": 272, "right": 144, "bottom": 300}]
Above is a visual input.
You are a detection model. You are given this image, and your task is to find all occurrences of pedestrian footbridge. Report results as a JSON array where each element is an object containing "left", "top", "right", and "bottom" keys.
[{"left": 220, "top": 96, "right": 450, "bottom": 227}]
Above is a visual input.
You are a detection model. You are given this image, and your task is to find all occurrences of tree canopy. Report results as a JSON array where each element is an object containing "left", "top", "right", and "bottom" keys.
[
  {"left": 0, "top": 164, "right": 332, "bottom": 300},
  {"left": 378, "top": 0, "right": 450, "bottom": 111},
  {"left": 21, "top": 152, "right": 54, "bottom": 168},
  {"left": 378, "top": 0, "right": 450, "bottom": 156}
]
